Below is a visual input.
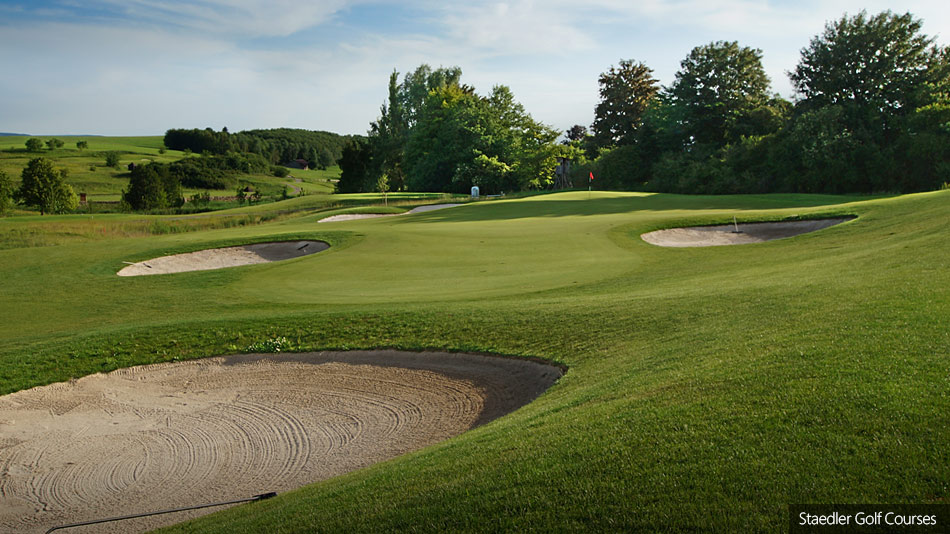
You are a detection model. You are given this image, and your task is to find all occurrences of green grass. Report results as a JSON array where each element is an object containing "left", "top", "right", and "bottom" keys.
[
  {"left": 0, "top": 136, "right": 339, "bottom": 203},
  {"left": 1, "top": 136, "right": 187, "bottom": 201},
  {"left": 0, "top": 190, "right": 947, "bottom": 532}
]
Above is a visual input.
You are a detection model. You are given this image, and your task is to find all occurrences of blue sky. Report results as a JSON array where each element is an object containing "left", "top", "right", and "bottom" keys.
[{"left": 2, "top": 1, "right": 948, "bottom": 136}]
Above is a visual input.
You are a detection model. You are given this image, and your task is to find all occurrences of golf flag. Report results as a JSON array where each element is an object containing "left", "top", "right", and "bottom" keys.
[{"left": 589, "top": 171, "right": 594, "bottom": 182}]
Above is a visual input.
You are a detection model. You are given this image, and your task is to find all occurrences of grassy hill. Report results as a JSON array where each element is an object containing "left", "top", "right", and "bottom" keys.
[
  {"left": 0, "top": 135, "right": 338, "bottom": 204},
  {"left": 0, "top": 190, "right": 947, "bottom": 531}
]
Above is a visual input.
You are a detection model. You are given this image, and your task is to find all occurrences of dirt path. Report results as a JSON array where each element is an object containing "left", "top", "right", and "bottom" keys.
[
  {"left": 640, "top": 218, "right": 853, "bottom": 247},
  {"left": 117, "top": 240, "right": 328, "bottom": 276},
  {"left": 0, "top": 351, "right": 561, "bottom": 533}
]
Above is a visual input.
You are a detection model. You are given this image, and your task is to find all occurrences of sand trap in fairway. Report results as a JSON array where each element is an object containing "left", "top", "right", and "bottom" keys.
[
  {"left": 318, "top": 203, "right": 462, "bottom": 223},
  {"left": 641, "top": 218, "right": 853, "bottom": 247},
  {"left": 0, "top": 351, "right": 562, "bottom": 533},
  {"left": 117, "top": 240, "right": 328, "bottom": 276}
]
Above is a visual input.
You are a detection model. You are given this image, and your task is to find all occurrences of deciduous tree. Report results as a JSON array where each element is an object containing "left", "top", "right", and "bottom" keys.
[
  {"left": 791, "top": 11, "right": 949, "bottom": 117},
  {"left": 669, "top": 41, "right": 771, "bottom": 148},
  {"left": 592, "top": 60, "right": 659, "bottom": 148},
  {"left": 336, "top": 138, "right": 373, "bottom": 193},
  {"left": 122, "top": 163, "right": 183, "bottom": 211},
  {"left": 16, "top": 158, "right": 78, "bottom": 215},
  {"left": 25, "top": 138, "right": 43, "bottom": 152}
]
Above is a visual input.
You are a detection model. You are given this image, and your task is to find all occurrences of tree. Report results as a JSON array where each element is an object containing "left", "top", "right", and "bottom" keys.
[
  {"left": 790, "top": 11, "right": 950, "bottom": 134},
  {"left": 122, "top": 163, "right": 183, "bottom": 211},
  {"left": 377, "top": 173, "right": 390, "bottom": 205},
  {"left": 46, "top": 138, "right": 64, "bottom": 150},
  {"left": 404, "top": 83, "right": 558, "bottom": 194},
  {"left": 364, "top": 65, "right": 464, "bottom": 192},
  {"left": 669, "top": 41, "right": 772, "bottom": 148},
  {"left": 76, "top": 140, "right": 89, "bottom": 151},
  {"left": 369, "top": 70, "right": 409, "bottom": 192},
  {"left": 25, "top": 138, "right": 43, "bottom": 152},
  {"left": 0, "top": 170, "right": 13, "bottom": 215},
  {"left": 592, "top": 60, "right": 659, "bottom": 148},
  {"left": 16, "top": 158, "right": 78, "bottom": 215},
  {"left": 336, "top": 138, "right": 373, "bottom": 193},
  {"left": 564, "top": 125, "right": 589, "bottom": 143},
  {"left": 396, "top": 64, "right": 463, "bottom": 129}
]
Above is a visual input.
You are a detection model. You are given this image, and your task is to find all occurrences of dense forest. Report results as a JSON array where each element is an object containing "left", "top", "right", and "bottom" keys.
[
  {"left": 571, "top": 10, "right": 950, "bottom": 195},
  {"left": 163, "top": 127, "right": 356, "bottom": 171}
]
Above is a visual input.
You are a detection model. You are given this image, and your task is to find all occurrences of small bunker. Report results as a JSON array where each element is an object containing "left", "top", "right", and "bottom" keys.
[
  {"left": 118, "top": 240, "right": 328, "bottom": 276},
  {"left": 641, "top": 218, "right": 854, "bottom": 247}
]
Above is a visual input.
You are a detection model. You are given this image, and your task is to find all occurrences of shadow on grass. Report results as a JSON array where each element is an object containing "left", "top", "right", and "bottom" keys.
[{"left": 392, "top": 192, "right": 889, "bottom": 224}]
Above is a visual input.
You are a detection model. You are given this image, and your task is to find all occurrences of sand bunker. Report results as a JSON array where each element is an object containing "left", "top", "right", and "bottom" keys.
[
  {"left": 318, "top": 203, "right": 462, "bottom": 223},
  {"left": 641, "top": 218, "right": 853, "bottom": 247},
  {"left": 117, "top": 240, "right": 328, "bottom": 276},
  {"left": 0, "top": 351, "right": 561, "bottom": 533}
]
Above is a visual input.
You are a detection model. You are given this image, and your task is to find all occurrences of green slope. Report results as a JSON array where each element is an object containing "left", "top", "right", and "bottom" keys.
[{"left": 0, "top": 190, "right": 947, "bottom": 532}]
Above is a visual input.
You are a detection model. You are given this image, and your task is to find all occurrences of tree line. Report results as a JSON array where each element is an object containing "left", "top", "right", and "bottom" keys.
[
  {"left": 163, "top": 127, "right": 354, "bottom": 170},
  {"left": 573, "top": 10, "right": 950, "bottom": 194},
  {"left": 337, "top": 65, "right": 561, "bottom": 194}
]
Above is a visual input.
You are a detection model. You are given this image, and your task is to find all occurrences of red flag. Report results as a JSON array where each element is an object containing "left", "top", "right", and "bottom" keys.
[{"left": 589, "top": 171, "right": 594, "bottom": 181}]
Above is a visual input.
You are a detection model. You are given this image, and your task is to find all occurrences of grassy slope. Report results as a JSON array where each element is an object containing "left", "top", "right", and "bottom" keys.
[
  {"left": 0, "top": 190, "right": 947, "bottom": 531},
  {"left": 0, "top": 135, "right": 340, "bottom": 201}
]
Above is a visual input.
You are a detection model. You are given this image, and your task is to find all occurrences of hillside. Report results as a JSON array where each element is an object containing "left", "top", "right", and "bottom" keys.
[{"left": 0, "top": 190, "right": 946, "bottom": 531}]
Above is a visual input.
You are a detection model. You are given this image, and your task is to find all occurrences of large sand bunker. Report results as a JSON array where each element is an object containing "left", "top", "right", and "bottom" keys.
[
  {"left": 0, "top": 351, "right": 562, "bottom": 533},
  {"left": 318, "top": 203, "right": 462, "bottom": 223},
  {"left": 641, "top": 218, "right": 853, "bottom": 247},
  {"left": 117, "top": 240, "right": 328, "bottom": 276}
]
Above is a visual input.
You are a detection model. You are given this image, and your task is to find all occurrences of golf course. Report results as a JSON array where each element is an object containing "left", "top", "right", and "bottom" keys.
[{"left": 1, "top": 186, "right": 947, "bottom": 531}]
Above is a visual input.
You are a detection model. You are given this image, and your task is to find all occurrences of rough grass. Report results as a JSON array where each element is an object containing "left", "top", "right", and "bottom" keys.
[{"left": 0, "top": 190, "right": 947, "bottom": 532}]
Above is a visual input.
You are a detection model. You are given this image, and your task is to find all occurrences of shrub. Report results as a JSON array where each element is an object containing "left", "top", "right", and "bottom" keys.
[{"left": 104, "top": 152, "right": 120, "bottom": 168}]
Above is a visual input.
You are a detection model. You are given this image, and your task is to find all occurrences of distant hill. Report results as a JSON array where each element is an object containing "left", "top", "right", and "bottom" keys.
[{"left": 0, "top": 133, "right": 29, "bottom": 136}]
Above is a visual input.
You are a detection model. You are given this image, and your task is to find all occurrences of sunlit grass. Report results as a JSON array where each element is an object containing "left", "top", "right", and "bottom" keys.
[{"left": 0, "top": 189, "right": 946, "bottom": 532}]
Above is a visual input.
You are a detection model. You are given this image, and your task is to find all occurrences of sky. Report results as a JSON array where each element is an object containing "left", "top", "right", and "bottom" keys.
[{"left": 1, "top": 1, "right": 949, "bottom": 137}]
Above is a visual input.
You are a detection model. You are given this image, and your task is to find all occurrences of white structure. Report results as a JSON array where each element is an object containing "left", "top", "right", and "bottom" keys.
[{"left": 471, "top": 186, "right": 480, "bottom": 198}]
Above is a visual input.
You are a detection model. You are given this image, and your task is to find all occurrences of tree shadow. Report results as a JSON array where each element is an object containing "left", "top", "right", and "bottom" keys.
[{"left": 390, "top": 192, "right": 886, "bottom": 224}]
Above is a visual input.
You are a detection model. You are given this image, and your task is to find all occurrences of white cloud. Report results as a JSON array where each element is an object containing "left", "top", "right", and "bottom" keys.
[
  {"left": 2, "top": 1, "right": 950, "bottom": 135},
  {"left": 438, "top": 1, "right": 595, "bottom": 57},
  {"left": 93, "top": 0, "right": 356, "bottom": 37}
]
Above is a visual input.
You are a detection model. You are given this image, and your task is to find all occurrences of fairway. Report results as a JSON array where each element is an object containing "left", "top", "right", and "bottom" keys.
[{"left": 0, "top": 190, "right": 947, "bottom": 532}]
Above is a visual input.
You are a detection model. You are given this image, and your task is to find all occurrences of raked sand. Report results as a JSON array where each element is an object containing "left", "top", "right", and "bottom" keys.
[
  {"left": 0, "top": 351, "right": 562, "bottom": 533},
  {"left": 117, "top": 240, "right": 328, "bottom": 276}
]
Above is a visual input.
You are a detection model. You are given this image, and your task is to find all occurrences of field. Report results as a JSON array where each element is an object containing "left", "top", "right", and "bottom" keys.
[
  {"left": 0, "top": 135, "right": 338, "bottom": 203},
  {"left": 0, "top": 189, "right": 948, "bottom": 531}
]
